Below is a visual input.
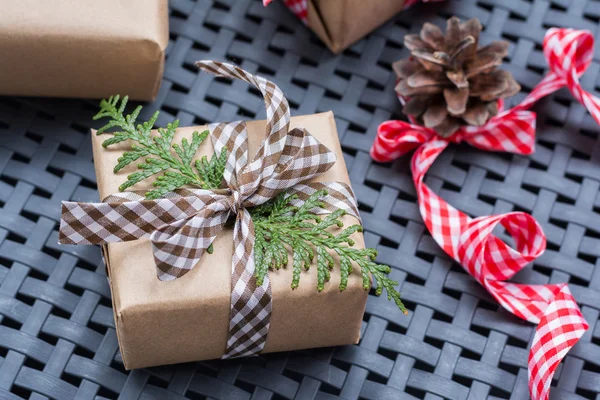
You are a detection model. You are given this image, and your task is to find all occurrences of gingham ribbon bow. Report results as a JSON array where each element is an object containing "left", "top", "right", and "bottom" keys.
[
  {"left": 59, "top": 61, "right": 360, "bottom": 359},
  {"left": 262, "top": 0, "right": 439, "bottom": 25},
  {"left": 372, "top": 28, "right": 597, "bottom": 400}
]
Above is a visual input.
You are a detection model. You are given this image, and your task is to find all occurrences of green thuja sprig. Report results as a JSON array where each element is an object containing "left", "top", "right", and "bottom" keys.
[
  {"left": 94, "top": 95, "right": 407, "bottom": 314},
  {"left": 251, "top": 190, "right": 407, "bottom": 314},
  {"left": 94, "top": 95, "right": 226, "bottom": 199}
]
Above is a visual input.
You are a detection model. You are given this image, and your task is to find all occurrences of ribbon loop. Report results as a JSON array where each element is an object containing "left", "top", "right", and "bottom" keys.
[
  {"left": 517, "top": 29, "right": 600, "bottom": 123},
  {"left": 197, "top": 61, "right": 291, "bottom": 150},
  {"left": 544, "top": 28, "right": 593, "bottom": 80},
  {"left": 456, "top": 212, "right": 546, "bottom": 285},
  {"left": 150, "top": 194, "right": 231, "bottom": 280},
  {"left": 545, "top": 29, "right": 600, "bottom": 125}
]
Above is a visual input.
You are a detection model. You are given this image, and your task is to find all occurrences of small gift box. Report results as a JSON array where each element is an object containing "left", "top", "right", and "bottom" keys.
[
  {"left": 58, "top": 62, "right": 406, "bottom": 369},
  {"left": 265, "top": 0, "right": 439, "bottom": 53},
  {"left": 0, "top": 0, "right": 167, "bottom": 100}
]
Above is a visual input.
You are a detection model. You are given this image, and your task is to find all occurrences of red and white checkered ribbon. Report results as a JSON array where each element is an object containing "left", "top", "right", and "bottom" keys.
[
  {"left": 262, "top": 0, "right": 439, "bottom": 25},
  {"left": 263, "top": 0, "right": 308, "bottom": 24},
  {"left": 371, "top": 28, "right": 597, "bottom": 400}
]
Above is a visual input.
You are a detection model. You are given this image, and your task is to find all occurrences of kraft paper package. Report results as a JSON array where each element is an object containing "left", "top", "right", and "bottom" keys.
[
  {"left": 92, "top": 112, "right": 368, "bottom": 369},
  {"left": 306, "top": 0, "right": 408, "bottom": 53},
  {"left": 0, "top": 0, "right": 168, "bottom": 100}
]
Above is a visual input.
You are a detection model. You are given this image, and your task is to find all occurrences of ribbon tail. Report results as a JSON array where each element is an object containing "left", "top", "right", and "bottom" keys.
[
  {"left": 411, "top": 138, "right": 587, "bottom": 400},
  {"left": 528, "top": 284, "right": 588, "bottom": 400},
  {"left": 223, "top": 209, "right": 272, "bottom": 358},
  {"left": 484, "top": 280, "right": 588, "bottom": 400},
  {"left": 59, "top": 194, "right": 209, "bottom": 245}
]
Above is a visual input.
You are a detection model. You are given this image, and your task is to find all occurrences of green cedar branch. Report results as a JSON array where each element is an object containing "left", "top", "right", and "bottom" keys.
[
  {"left": 94, "top": 95, "right": 226, "bottom": 198},
  {"left": 251, "top": 190, "right": 408, "bottom": 314}
]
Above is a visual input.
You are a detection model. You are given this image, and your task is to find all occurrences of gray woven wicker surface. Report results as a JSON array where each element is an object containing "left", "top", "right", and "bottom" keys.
[{"left": 1, "top": 0, "right": 599, "bottom": 398}]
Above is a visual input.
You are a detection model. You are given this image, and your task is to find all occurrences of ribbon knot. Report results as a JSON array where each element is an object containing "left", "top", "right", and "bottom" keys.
[
  {"left": 228, "top": 190, "right": 244, "bottom": 214},
  {"left": 371, "top": 28, "right": 596, "bottom": 400}
]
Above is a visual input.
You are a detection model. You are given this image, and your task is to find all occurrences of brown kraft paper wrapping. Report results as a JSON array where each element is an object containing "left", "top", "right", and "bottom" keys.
[
  {"left": 306, "top": 0, "right": 407, "bottom": 53},
  {"left": 0, "top": 0, "right": 168, "bottom": 100},
  {"left": 92, "top": 112, "right": 369, "bottom": 369}
]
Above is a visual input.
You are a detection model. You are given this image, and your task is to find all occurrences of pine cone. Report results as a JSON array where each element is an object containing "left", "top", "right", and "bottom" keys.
[{"left": 394, "top": 17, "right": 520, "bottom": 137}]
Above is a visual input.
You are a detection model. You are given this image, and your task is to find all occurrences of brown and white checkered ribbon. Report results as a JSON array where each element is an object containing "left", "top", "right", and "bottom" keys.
[{"left": 59, "top": 61, "right": 359, "bottom": 359}]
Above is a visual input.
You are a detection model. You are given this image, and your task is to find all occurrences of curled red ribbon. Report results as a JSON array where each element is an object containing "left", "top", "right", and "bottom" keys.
[{"left": 372, "top": 28, "right": 596, "bottom": 400}]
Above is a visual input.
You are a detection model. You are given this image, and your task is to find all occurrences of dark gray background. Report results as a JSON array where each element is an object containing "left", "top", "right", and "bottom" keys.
[{"left": 0, "top": 0, "right": 599, "bottom": 398}]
